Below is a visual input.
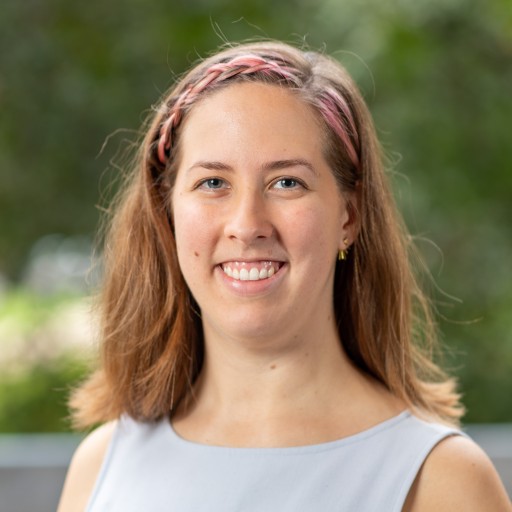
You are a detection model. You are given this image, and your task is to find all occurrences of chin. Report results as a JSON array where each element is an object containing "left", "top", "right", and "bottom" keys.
[{"left": 204, "top": 309, "right": 290, "bottom": 345}]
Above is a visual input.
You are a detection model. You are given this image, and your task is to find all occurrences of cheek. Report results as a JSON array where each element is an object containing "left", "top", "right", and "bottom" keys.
[
  {"left": 283, "top": 203, "right": 340, "bottom": 258},
  {"left": 172, "top": 196, "right": 215, "bottom": 260}
]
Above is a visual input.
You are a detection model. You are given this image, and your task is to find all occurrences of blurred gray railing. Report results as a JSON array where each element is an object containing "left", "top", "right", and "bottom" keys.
[
  {"left": 0, "top": 425, "right": 510, "bottom": 512},
  {"left": 0, "top": 433, "right": 83, "bottom": 512}
]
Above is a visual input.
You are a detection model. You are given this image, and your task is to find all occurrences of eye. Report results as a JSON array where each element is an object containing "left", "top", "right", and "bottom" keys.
[
  {"left": 272, "top": 177, "right": 305, "bottom": 190},
  {"left": 197, "top": 178, "right": 227, "bottom": 190}
]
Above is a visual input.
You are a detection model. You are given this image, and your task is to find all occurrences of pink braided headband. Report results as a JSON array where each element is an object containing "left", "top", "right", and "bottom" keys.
[{"left": 157, "top": 54, "right": 360, "bottom": 169}]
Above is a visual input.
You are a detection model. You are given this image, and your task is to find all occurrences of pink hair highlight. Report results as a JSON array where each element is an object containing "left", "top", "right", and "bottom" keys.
[
  {"left": 317, "top": 87, "right": 360, "bottom": 169},
  {"left": 157, "top": 55, "right": 359, "bottom": 170}
]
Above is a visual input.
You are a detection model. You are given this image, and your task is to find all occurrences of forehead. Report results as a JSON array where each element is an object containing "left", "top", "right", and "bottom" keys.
[{"left": 177, "top": 81, "right": 326, "bottom": 161}]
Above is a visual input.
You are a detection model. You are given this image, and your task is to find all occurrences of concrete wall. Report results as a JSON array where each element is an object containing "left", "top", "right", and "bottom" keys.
[{"left": 0, "top": 426, "right": 510, "bottom": 511}]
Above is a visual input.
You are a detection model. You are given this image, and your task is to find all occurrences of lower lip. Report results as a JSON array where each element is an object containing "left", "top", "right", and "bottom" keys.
[{"left": 215, "top": 264, "right": 287, "bottom": 296}]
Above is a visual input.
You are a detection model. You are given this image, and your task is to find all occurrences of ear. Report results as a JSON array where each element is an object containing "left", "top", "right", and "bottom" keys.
[{"left": 339, "top": 191, "right": 360, "bottom": 250}]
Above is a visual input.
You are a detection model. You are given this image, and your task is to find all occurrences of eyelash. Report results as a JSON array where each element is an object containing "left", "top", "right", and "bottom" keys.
[
  {"left": 196, "top": 176, "right": 307, "bottom": 191},
  {"left": 197, "top": 178, "right": 226, "bottom": 190},
  {"left": 272, "top": 177, "right": 304, "bottom": 189}
]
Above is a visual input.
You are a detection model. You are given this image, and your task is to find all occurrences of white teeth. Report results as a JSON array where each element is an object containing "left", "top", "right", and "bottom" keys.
[{"left": 222, "top": 263, "right": 280, "bottom": 281}]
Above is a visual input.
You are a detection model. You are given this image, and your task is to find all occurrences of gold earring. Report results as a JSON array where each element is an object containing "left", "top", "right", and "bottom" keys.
[{"left": 338, "top": 237, "right": 350, "bottom": 261}]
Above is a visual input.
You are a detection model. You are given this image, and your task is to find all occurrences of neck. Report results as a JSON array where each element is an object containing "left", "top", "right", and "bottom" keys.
[
  {"left": 173, "top": 313, "right": 398, "bottom": 447},
  {"left": 200, "top": 307, "right": 347, "bottom": 407},
  {"left": 233, "top": 348, "right": 346, "bottom": 409}
]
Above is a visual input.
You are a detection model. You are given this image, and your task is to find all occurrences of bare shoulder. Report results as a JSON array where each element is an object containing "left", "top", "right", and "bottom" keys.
[
  {"left": 404, "top": 434, "right": 511, "bottom": 511},
  {"left": 57, "top": 421, "right": 117, "bottom": 512}
]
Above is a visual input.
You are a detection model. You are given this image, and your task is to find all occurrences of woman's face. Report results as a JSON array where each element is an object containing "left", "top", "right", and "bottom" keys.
[{"left": 172, "top": 82, "right": 354, "bottom": 343}]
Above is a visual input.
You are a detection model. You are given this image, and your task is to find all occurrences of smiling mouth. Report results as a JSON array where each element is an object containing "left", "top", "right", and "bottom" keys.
[{"left": 221, "top": 261, "right": 283, "bottom": 281}]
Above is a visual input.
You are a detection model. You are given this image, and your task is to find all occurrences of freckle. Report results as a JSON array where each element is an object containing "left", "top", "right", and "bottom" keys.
[
  {"left": 194, "top": 251, "right": 199, "bottom": 257},
  {"left": 270, "top": 364, "right": 276, "bottom": 370}
]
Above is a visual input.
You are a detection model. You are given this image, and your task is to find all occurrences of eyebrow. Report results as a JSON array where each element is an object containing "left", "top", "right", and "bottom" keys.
[
  {"left": 187, "top": 158, "right": 318, "bottom": 176},
  {"left": 262, "top": 159, "right": 317, "bottom": 176}
]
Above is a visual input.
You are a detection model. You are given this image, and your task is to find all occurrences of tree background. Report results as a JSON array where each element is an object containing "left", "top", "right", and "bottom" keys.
[{"left": 0, "top": 0, "right": 511, "bottom": 431}]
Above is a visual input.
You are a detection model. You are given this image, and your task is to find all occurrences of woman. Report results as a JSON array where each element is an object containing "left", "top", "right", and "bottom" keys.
[{"left": 58, "top": 41, "right": 510, "bottom": 511}]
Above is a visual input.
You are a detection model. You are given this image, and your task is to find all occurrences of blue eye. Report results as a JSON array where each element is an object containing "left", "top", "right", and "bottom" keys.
[
  {"left": 200, "top": 178, "right": 225, "bottom": 189},
  {"left": 273, "top": 178, "right": 300, "bottom": 189}
]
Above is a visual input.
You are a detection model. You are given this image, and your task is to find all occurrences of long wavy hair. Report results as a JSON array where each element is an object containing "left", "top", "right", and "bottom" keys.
[{"left": 71, "top": 41, "right": 463, "bottom": 428}]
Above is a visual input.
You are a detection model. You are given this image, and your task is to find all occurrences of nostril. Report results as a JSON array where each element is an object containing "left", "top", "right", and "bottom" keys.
[{"left": 224, "top": 215, "right": 274, "bottom": 243}]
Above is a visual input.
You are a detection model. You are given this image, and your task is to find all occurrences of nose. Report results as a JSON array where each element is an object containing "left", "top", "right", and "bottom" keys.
[{"left": 223, "top": 189, "right": 274, "bottom": 245}]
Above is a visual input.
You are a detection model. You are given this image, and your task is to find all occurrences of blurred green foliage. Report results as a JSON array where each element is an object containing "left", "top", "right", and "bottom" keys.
[
  {"left": 0, "top": 357, "right": 89, "bottom": 433},
  {"left": 0, "top": 291, "right": 93, "bottom": 432},
  {"left": 0, "top": 0, "right": 511, "bottom": 428}
]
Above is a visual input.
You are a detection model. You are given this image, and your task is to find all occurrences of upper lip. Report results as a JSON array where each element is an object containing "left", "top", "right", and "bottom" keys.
[{"left": 217, "top": 258, "right": 286, "bottom": 264}]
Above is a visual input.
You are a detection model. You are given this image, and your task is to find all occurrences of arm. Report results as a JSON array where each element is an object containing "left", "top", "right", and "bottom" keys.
[
  {"left": 57, "top": 421, "right": 116, "bottom": 512},
  {"left": 404, "top": 435, "right": 511, "bottom": 511}
]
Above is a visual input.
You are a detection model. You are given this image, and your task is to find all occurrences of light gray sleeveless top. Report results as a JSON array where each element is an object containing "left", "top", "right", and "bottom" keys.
[{"left": 86, "top": 411, "right": 460, "bottom": 511}]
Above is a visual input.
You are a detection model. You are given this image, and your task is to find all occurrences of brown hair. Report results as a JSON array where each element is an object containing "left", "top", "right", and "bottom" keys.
[{"left": 71, "top": 41, "right": 463, "bottom": 429}]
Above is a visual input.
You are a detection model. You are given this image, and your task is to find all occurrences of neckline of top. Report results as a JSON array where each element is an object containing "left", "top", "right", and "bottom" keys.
[{"left": 165, "top": 410, "right": 412, "bottom": 454}]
